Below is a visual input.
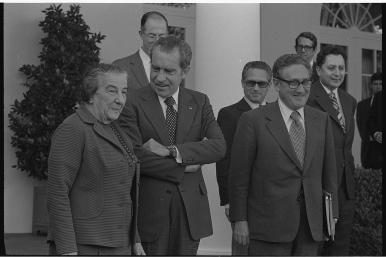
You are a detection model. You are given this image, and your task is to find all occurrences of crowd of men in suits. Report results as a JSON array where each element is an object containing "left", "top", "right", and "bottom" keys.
[{"left": 112, "top": 10, "right": 382, "bottom": 256}]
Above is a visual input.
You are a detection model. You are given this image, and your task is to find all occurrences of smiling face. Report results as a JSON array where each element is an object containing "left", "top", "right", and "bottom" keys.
[
  {"left": 90, "top": 72, "right": 128, "bottom": 123},
  {"left": 242, "top": 68, "right": 270, "bottom": 104},
  {"left": 317, "top": 54, "right": 346, "bottom": 90},
  {"left": 150, "top": 46, "right": 188, "bottom": 98},
  {"left": 274, "top": 64, "right": 310, "bottom": 110}
]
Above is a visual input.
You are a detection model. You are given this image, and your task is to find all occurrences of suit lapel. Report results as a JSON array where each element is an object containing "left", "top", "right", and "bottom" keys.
[
  {"left": 176, "top": 88, "right": 196, "bottom": 144},
  {"left": 140, "top": 89, "right": 170, "bottom": 145},
  {"left": 76, "top": 106, "right": 123, "bottom": 151},
  {"left": 265, "top": 102, "right": 303, "bottom": 170},
  {"left": 312, "top": 81, "right": 342, "bottom": 128},
  {"left": 236, "top": 98, "right": 252, "bottom": 113},
  {"left": 130, "top": 51, "right": 149, "bottom": 87},
  {"left": 338, "top": 89, "right": 352, "bottom": 133},
  {"left": 302, "top": 106, "right": 320, "bottom": 172}
]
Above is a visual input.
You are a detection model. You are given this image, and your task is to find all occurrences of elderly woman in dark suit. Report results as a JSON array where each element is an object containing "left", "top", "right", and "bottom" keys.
[{"left": 47, "top": 63, "right": 145, "bottom": 255}]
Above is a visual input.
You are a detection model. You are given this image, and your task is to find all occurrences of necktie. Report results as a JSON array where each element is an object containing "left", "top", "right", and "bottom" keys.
[
  {"left": 289, "top": 111, "right": 305, "bottom": 167},
  {"left": 328, "top": 91, "right": 345, "bottom": 132},
  {"left": 164, "top": 96, "right": 178, "bottom": 145}
]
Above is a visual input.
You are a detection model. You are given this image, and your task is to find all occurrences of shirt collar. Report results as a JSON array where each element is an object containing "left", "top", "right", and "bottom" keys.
[
  {"left": 158, "top": 87, "right": 180, "bottom": 109},
  {"left": 243, "top": 96, "right": 266, "bottom": 109},
  {"left": 277, "top": 97, "right": 304, "bottom": 122},
  {"left": 139, "top": 47, "right": 151, "bottom": 64},
  {"left": 320, "top": 81, "right": 338, "bottom": 96}
]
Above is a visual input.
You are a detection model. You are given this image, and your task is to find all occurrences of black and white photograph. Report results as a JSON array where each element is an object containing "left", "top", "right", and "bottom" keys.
[{"left": 3, "top": 2, "right": 382, "bottom": 255}]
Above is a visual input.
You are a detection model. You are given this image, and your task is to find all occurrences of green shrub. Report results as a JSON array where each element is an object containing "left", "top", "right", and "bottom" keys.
[
  {"left": 8, "top": 4, "right": 105, "bottom": 180},
  {"left": 350, "top": 168, "right": 382, "bottom": 255}
]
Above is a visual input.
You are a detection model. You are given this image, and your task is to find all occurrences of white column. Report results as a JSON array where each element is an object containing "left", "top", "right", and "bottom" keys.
[{"left": 194, "top": 3, "right": 260, "bottom": 255}]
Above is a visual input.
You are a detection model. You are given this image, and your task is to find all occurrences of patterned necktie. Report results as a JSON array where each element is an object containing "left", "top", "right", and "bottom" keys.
[
  {"left": 328, "top": 91, "right": 346, "bottom": 132},
  {"left": 164, "top": 96, "right": 178, "bottom": 145},
  {"left": 289, "top": 111, "right": 305, "bottom": 167}
]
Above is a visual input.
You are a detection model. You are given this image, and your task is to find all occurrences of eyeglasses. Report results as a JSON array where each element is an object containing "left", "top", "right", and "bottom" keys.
[
  {"left": 142, "top": 32, "right": 167, "bottom": 40},
  {"left": 244, "top": 80, "right": 270, "bottom": 89},
  {"left": 274, "top": 77, "right": 312, "bottom": 89},
  {"left": 296, "top": 44, "right": 314, "bottom": 52}
]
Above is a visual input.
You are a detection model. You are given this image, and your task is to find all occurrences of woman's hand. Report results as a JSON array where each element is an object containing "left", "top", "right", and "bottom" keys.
[{"left": 133, "top": 243, "right": 146, "bottom": 255}]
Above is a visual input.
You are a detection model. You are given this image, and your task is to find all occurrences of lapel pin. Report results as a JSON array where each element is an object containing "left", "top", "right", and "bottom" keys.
[{"left": 188, "top": 106, "right": 193, "bottom": 110}]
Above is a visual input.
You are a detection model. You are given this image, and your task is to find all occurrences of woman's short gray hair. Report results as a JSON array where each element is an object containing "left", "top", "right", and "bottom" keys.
[{"left": 80, "top": 63, "right": 127, "bottom": 103}]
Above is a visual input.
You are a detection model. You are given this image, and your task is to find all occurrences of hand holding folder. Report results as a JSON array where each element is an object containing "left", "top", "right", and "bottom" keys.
[{"left": 323, "top": 191, "right": 335, "bottom": 241}]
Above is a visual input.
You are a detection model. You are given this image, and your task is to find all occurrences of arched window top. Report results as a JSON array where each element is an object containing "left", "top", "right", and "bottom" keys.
[{"left": 321, "top": 3, "right": 382, "bottom": 34}]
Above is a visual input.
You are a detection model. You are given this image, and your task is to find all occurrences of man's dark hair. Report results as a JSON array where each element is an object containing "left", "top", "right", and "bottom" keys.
[
  {"left": 295, "top": 32, "right": 318, "bottom": 50},
  {"left": 140, "top": 11, "right": 169, "bottom": 31},
  {"left": 315, "top": 45, "right": 347, "bottom": 68},
  {"left": 272, "top": 54, "right": 311, "bottom": 79},
  {"left": 371, "top": 72, "right": 382, "bottom": 83},
  {"left": 151, "top": 36, "right": 192, "bottom": 70},
  {"left": 241, "top": 61, "right": 272, "bottom": 82}
]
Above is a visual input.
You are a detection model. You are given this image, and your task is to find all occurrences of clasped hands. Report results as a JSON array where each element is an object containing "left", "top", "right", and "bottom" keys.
[{"left": 143, "top": 138, "right": 200, "bottom": 173}]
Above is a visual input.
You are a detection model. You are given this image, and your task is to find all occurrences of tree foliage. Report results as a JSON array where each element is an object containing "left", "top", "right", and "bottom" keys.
[{"left": 8, "top": 4, "right": 105, "bottom": 180}]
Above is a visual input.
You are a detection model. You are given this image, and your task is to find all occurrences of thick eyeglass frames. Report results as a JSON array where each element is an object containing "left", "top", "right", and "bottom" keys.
[{"left": 274, "top": 77, "right": 312, "bottom": 89}]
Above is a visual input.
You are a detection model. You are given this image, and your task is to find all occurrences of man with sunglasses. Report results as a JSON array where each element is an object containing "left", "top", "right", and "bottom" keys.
[
  {"left": 307, "top": 45, "right": 357, "bottom": 256},
  {"left": 216, "top": 61, "right": 271, "bottom": 255},
  {"left": 295, "top": 32, "right": 318, "bottom": 82},
  {"left": 229, "top": 54, "right": 338, "bottom": 255},
  {"left": 113, "top": 11, "right": 168, "bottom": 90}
]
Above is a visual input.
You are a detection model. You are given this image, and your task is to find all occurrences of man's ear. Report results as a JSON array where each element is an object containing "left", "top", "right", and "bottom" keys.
[
  {"left": 316, "top": 66, "right": 321, "bottom": 76},
  {"left": 183, "top": 66, "right": 191, "bottom": 78},
  {"left": 272, "top": 78, "right": 280, "bottom": 92}
]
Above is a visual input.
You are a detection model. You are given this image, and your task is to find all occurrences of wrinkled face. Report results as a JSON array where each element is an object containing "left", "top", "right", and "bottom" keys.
[
  {"left": 242, "top": 68, "right": 270, "bottom": 104},
  {"left": 317, "top": 54, "right": 345, "bottom": 90},
  {"left": 150, "top": 46, "right": 188, "bottom": 98},
  {"left": 91, "top": 72, "right": 128, "bottom": 123},
  {"left": 274, "top": 64, "right": 310, "bottom": 110},
  {"left": 140, "top": 17, "right": 168, "bottom": 56},
  {"left": 371, "top": 79, "right": 382, "bottom": 94},
  {"left": 295, "top": 37, "right": 316, "bottom": 63}
]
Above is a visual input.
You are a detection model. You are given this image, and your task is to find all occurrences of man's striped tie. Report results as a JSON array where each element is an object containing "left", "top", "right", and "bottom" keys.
[
  {"left": 328, "top": 91, "right": 346, "bottom": 132},
  {"left": 289, "top": 111, "right": 306, "bottom": 168}
]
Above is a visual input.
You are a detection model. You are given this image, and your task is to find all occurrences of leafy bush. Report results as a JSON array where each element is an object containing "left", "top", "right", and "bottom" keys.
[
  {"left": 350, "top": 168, "right": 382, "bottom": 255},
  {"left": 8, "top": 4, "right": 105, "bottom": 180}
]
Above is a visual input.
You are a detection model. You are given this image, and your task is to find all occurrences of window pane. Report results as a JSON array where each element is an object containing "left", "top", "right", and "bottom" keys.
[
  {"left": 361, "top": 75, "right": 372, "bottom": 99},
  {"left": 362, "top": 49, "right": 374, "bottom": 74}
]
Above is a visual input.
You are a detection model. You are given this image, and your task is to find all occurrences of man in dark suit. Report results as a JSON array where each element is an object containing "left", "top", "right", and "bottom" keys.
[
  {"left": 229, "top": 54, "right": 338, "bottom": 255},
  {"left": 307, "top": 45, "right": 357, "bottom": 255},
  {"left": 113, "top": 11, "right": 168, "bottom": 90},
  {"left": 295, "top": 32, "right": 318, "bottom": 82},
  {"left": 356, "top": 72, "right": 382, "bottom": 169},
  {"left": 119, "top": 36, "right": 226, "bottom": 255},
  {"left": 368, "top": 90, "right": 382, "bottom": 169},
  {"left": 216, "top": 61, "right": 271, "bottom": 255}
]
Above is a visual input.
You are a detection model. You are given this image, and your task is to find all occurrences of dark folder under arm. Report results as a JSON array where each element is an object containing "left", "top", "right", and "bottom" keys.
[{"left": 323, "top": 191, "right": 335, "bottom": 241}]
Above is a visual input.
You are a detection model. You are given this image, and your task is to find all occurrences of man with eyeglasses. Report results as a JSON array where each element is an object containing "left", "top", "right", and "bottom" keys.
[
  {"left": 295, "top": 32, "right": 318, "bottom": 82},
  {"left": 229, "top": 54, "right": 338, "bottom": 256},
  {"left": 113, "top": 11, "right": 168, "bottom": 90},
  {"left": 307, "top": 45, "right": 357, "bottom": 256},
  {"left": 216, "top": 61, "right": 271, "bottom": 255}
]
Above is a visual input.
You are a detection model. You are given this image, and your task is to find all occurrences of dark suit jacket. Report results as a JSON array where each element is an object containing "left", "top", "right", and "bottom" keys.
[
  {"left": 113, "top": 51, "right": 149, "bottom": 90},
  {"left": 47, "top": 106, "right": 140, "bottom": 254},
  {"left": 229, "top": 102, "right": 338, "bottom": 242},
  {"left": 356, "top": 97, "right": 372, "bottom": 167},
  {"left": 368, "top": 91, "right": 382, "bottom": 136},
  {"left": 307, "top": 81, "right": 357, "bottom": 199},
  {"left": 216, "top": 98, "right": 251, "bottom": 206},
  {"left": 119, "top": 86, "right": 226, "bottom": 242}
]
